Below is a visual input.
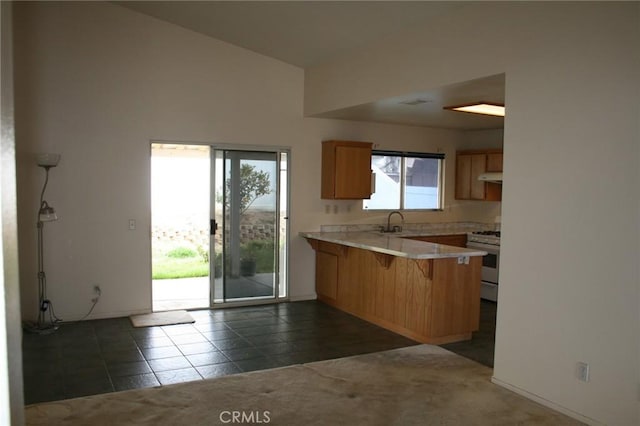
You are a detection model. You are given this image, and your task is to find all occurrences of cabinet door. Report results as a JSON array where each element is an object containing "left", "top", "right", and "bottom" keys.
[
  {"left": 486, "top": 153, "right": 503, "bottom": 172},
  {"left": 322, "top": 141, "right": 372, "bottom": 199},
  {"left": 469, "top": 154, "right": 487, "bottom": 200},
  {"left": 316, "top": 251, "right": 338, "bottom": 301},
  {"left": 456, "top": 154, "right": 486, "bottom": 200},
  {"left": 456, "top": 150, "right": 503, "bottom": 201},
  {"left": 334, "top": 145, "right": 372, "bottom": 199}
]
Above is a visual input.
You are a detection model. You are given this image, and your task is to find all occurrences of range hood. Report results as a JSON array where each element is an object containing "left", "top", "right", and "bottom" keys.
[{"left": 478, "top": 172, "right": 503, "bottom": 184}]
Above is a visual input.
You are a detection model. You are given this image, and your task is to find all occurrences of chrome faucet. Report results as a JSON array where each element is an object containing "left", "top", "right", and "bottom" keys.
[{"left": 381, "top": 211, "right": 405, "bottom": 233}]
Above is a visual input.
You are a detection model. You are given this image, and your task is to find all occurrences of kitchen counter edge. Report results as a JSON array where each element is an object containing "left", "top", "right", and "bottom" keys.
[{"left": 299, "top": 231, "right": 487, "bottom": 260}]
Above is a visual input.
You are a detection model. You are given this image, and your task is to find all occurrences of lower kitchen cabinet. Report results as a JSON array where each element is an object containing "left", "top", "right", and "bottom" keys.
[{"left": 306, "top": 239, "right": 481, "bottom": 344}]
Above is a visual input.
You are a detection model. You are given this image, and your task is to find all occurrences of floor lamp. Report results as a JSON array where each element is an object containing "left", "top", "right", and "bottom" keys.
[{"left": 35, "top": 153, "right": 61, "bottom": 333}]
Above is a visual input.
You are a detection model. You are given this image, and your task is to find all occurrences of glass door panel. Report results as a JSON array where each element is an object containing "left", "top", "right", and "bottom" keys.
[
  {"left": 213, "top": 149, "right": 283, "bottom": 303},
  {"left": 278, "top": 152, "right": 288, "bottom": 298}
]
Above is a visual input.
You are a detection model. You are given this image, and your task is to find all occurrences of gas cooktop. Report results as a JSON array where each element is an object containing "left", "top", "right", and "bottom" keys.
[
  {"left": 471, "top": 230, "right": 501, "bottom": 237},
  {"left": 468, "top": 230, "right": 501, "bottom": 245}
]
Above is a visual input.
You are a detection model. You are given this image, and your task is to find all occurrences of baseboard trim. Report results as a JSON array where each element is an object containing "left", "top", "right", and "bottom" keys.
[
  {"left": 50, "top": 296, "right": 320, "bottom": 322},
  {"left": 491, "top": 376, "right": 603, "bottom": 426}
]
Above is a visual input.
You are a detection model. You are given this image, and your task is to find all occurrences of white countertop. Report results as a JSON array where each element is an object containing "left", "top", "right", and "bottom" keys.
[{"left": 300, "top": 231, "right": 487, "bottom": 260}]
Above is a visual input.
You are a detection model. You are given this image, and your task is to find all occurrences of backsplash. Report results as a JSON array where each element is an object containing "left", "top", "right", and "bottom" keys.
[{"left": 320, "top": 221, "right": 497, "bottom": 234}]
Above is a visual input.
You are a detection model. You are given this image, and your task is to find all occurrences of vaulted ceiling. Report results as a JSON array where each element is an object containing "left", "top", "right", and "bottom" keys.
[{"left": 117, "top": 1, "right": 504, "bottom": 130}]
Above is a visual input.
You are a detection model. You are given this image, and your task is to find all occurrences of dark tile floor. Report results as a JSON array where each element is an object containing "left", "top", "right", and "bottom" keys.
[
  {"left": 23, "top": 300, "right": 497, "bottom": 405},
  {"left": 442, "top": 300, "right": 497, "bottom": 367},
  {"left": 22, "top": 301, "right": 419, "bottom": 404}
]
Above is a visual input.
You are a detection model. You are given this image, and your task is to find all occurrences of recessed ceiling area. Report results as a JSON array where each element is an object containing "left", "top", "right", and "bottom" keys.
[{"left": 313, "top": 74, "right": 505, "bottom": 130}]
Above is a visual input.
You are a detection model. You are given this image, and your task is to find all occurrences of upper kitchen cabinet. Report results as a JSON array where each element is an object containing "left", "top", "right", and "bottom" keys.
[
  {"left": 455, "top": 149, "right": 503, "bottom": 201},
  {"left": 486, "top": 152, "right": 503, "bottom": 172},
  {"left": 321, "top": 140, "right": 373, "bottom": 199}
]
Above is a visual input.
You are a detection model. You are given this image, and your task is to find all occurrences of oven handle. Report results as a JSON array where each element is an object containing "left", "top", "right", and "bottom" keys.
[{"left": 466, "top": 242, "right": 500, "bottom": 254}]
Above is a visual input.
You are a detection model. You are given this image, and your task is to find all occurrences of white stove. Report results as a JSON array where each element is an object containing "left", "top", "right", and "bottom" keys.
[{"left": 466, "top": 231, "right": 500, "bottom": 302}]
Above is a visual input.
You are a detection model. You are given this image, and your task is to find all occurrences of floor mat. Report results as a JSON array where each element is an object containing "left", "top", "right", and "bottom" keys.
[{"left": 129, "top": 310, "right": 195, "bottom": 327}]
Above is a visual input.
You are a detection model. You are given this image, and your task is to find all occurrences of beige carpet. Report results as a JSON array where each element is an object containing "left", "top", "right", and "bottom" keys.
[
  {"left": 25, "top": 345, "right": 582, "bottom": 426},
  {"left": 129, "top": 310, "right": 195, "bottom": 327}
]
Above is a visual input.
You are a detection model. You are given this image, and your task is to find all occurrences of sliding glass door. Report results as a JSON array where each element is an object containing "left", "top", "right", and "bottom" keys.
[
  {"left": 212, "top": 149, "right": 288, "bottom": 304},
  {"left": 152, "top": 143, "right": 288, "bottom": 310}
]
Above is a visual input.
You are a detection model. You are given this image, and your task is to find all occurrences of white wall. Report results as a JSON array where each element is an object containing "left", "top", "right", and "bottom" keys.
[
  {"left": 14, "top": 1, "right": 303, "bottom": 319},
  {"left": 297, "top": 121, "right": 503, "bottom": 229},
  {"left": 305, "top": 2, "right": 639, "bottom": 425},
  {"left": 13, "top": 2, "right": 501, "bottom": 321},
  {"left": 1, "top": 1, "right": 25, "bottom": 424}
]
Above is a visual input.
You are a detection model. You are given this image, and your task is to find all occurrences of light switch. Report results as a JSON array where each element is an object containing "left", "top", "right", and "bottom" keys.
[{"left": 128, "top": 219, "right": 136, "bottom": 230}]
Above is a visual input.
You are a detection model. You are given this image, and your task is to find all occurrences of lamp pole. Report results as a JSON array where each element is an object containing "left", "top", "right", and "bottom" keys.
[{"left": 31, "top": 154, "right": 61, "bottom": 333}]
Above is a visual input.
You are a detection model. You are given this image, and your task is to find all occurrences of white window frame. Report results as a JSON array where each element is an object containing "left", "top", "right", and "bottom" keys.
[{"left": 364, "top": 150, "right": 445, "bottom": 211}]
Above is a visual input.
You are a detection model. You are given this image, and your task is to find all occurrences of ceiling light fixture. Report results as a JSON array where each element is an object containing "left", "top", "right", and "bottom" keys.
[{"left": 443, "top": 102, "right": 505, "bottom": 117}]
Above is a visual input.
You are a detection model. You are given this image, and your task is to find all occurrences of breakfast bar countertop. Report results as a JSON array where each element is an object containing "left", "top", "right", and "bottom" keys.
[{"left": 299, "top": 231, "right": 487, "bottom": 259}]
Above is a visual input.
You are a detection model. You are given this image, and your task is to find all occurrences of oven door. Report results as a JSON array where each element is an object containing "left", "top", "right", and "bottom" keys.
[{"left": 466, "top": 241, "right": 499, "bottom": 284}]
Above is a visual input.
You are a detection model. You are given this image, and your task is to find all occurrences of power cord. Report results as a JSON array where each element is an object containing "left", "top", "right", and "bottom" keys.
[
  {"left": 75, "top": 298, "right": 99, "bottom": 322},
  {"left": 76, "top": 286, "right": 101, "bottom": 322},
  {"left": 25, "top": 286, "right": 101, "bottom": 333},
  {"left": 55, "top": 287, "right": 101, "bottom": 323}
]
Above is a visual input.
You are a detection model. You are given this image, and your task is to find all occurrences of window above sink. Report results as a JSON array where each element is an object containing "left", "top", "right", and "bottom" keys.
[{"left": 363, "top": 150, "right": 444, "bottom": 211}]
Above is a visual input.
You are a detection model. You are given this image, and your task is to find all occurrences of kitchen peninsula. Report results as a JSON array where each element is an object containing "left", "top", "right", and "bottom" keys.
[{"left": 301, "top": 231, "right": 487, "bottom": 344}]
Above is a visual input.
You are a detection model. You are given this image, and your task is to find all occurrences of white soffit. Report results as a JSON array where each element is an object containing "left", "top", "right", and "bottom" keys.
[{"left": 314, "top": 74, "right": 506, "bottom": 130}]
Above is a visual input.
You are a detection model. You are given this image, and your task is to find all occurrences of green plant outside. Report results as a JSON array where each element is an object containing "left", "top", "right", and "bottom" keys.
[
  {"left": 153, "top": 245, "right": 208, "bottom": 280},
  {"left": 166, "top": 247, "right": 198, "bottom": 258},
  {"left": 240, "top": 239, "right": 275, "bottom": 273},
  {"left": 152, "top": 258, "right": 209, "bottom": 280},
  {"left": 153, "top": 240, "right": 275, "bottom": 280}
]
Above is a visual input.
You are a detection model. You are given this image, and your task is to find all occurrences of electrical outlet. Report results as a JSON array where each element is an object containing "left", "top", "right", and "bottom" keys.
[
  {"left": 91, "top": 285, "right": 102, "bottom": 304},
  {"left": 576, "top": 362, "right": 590, "bottom": 382}
]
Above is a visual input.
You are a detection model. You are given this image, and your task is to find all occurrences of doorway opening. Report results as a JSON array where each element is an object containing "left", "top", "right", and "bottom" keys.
[{"left": 151, "top": 143, "right": 289, "bottom": 311}]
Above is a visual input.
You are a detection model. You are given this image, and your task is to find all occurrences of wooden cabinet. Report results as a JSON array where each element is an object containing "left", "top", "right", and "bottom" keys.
[
  {"left": 455, "top": 149, "right": 503, "bottom": 201},
  {"left": 313, "top": 241, "right": 345, "bottom": 302},
  {"left": 455, "top": 153, "right": 487, "bottom": 200},
  {"left": 321, "top": 140, "right": 373, "bottom": 199},
  {"left": 405, "top": 234, "right": 468, "bottom": 248},
  {"left": 486, "top": 152, "right": 503, "bottom": 172},
  {"left": 304, "top": 237, "right": 482, "bottom": 345}
]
